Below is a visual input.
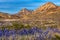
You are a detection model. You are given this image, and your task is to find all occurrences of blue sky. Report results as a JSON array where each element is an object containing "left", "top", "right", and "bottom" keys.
[{"left": 0, "top": 0, "right": 60, "bottom": 14}]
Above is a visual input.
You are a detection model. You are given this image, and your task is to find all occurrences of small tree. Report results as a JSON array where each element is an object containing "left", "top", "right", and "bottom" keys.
[
  {"left": 1, "top": 26, "right": 5, "bottom": 31},
  {"left": 24, "top": 24, "right": 31, "bottom": 29},
  {"left": 12, "top": 22, "right": 25, "bottom": 30}
]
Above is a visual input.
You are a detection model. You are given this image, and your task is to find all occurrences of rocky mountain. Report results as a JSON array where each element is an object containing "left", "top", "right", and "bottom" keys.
[
  {"left": 10, "top": 8, "right": 33, "bottom": 19},
  {"left": 16, "top": 2, "right": 60, "bottom": 27},
  {"left": 0, "top": 12, "right": 11, "bottom": 19},
  {"left": 0, "top": 8, "right": 32, "bottom": 19},
  {"left": 33, "top": 2, "right": 57, "bottom": 14},
  {"left": 15, "top": 8, "right": 32, "bottom": 16},
  {"left": 0, "top": 2, "right": 59, "bottom": 20},
  {"left": 31, "top": 2, "right": 60, "bottom": 27},
  {"left": 0, "top": 2, "right": 60, "bottom": 27}
]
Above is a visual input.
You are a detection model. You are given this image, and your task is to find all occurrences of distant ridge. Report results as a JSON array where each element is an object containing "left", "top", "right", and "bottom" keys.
[
  {"left": 0, "top": 2, "right": 60, "bottom": 27},
  {"left": 17, "top": 8, "right": 32, "bottom": 15},
  {"left": 0, "top": 2, "right": 59, "bottom": 18},
  {"left": 0, "top": 2, "right": 60, "bottom": 24}
]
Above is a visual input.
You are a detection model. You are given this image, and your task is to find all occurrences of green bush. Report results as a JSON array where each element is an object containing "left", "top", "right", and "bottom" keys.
[{"left": 52, "top": 35, "right": 60, "bottom": 40}]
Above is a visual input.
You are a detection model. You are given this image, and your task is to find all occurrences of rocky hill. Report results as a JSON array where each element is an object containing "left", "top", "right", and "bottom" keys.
[{"left": 0, "top": 2, "right": 60, "bottom": 27}]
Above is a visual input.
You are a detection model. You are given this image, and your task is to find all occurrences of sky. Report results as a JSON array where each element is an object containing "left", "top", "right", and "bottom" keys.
[{"left": 0, "top": 0, "right": 60, "bottom": 14}]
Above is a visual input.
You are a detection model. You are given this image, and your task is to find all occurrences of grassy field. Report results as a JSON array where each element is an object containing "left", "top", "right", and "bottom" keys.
[{"left": 0, "top": 21, "right": 59, "bottom": 40}]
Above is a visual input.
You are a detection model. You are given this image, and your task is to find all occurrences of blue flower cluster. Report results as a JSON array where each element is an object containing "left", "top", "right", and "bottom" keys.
[{"left": 0, "top": 27, "right": 60, "bottom": 40}]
